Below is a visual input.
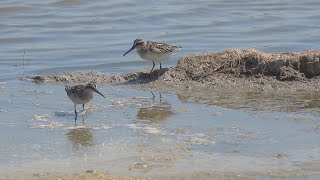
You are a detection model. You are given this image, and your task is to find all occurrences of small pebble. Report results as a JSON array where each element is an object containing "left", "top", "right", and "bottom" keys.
[{"left": 86, "top": 169, "right": 96, "bottom": 173}]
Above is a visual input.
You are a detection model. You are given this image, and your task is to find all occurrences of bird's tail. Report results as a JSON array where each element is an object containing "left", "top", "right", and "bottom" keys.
[
  {"left": 176, "top": 46, "right": 182, "bottom": 51},
  {"left": 65, "top": 85, "right": 70, "bottom": 92}
]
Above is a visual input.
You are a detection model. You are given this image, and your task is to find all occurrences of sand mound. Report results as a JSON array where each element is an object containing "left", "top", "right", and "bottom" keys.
[
  {"left": 22, "top": 49, "right": 320, "bottom": 91},
  {"left": 171, "top": 48, "right": 320, "bottom": 81}
]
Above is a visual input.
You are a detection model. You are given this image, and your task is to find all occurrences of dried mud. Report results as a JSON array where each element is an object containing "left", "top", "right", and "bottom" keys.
[{"left": 23, "top": 49, "right": 320, "bottom": 92}]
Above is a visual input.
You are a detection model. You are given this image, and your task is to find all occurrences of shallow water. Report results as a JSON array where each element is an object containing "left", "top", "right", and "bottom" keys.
[{"left": 1, "top": 0, "right": 320, "bottom": 179}]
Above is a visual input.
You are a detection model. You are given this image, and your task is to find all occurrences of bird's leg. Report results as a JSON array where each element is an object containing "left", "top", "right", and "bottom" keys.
[
  {"left": 82, "top": 104, "right": 85, "bottom": 112},
  {"left": 159, "top": 92, "right": 162, "bottom": 103},
  {"left": 149, "top": 61, "right": 155, "bottom": 75},
  {"left": 74, "top": 104, "right": 78, "bottom": 122},
  {"left": 74, "top": 104, "right": 78, "bottom": 116},
  {"left": 82, "top": 116, "right": 85, "bottom": 125},
  {"left": 157, "top": 62, "right": 162, "bottom": 77},
  {"left": 151, "top": 91, "right": 155, "bottom": 102}
]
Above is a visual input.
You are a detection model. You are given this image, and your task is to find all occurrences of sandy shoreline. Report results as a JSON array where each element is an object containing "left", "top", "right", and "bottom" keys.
[
  {"left": 1, "top": 171, "right": 249, "bottom": 180},
  {"left": 23, "top": 49, "right": 320, "bottom": 92},
  {"left": 2, "top": 163, "right": 320, "bottom": 180},
  {"left": 14, "top": 49, "right": 320, "bottom": 180}
]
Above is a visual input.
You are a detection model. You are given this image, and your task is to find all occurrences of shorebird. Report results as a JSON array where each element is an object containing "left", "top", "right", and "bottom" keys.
[
  {"left": 65, "top": 82, "right": 105, "bottom": 120},
  {"left": 123, "top": 38, "right": 182, "bottom": 75}
]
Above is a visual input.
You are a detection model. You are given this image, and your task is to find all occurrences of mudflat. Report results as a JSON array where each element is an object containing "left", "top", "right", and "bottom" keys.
[{"left": 24, "top": 49, "right": 320, "bottom": 92}]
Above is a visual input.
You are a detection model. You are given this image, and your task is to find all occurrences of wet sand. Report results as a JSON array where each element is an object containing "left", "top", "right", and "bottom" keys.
[
  {"left": 15, "top": 49, "right": 320, "bottom": 180},
  {"left": 2, "top": 161, "right": 320, "bottom": 180},
  {"left": 1, "top": 171, "right": 250, "bottom": 180},
  {"left": 24, "top": 49, "right": 320, "bottom": 92}
]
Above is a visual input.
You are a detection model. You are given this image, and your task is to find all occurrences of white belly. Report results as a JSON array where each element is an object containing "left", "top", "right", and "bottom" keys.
[
  {"left": 137, "top": 50, "right": 172, "bottom": 62},
  {"left": 68, "top": 93, "right": 93, "bottom": 105}
]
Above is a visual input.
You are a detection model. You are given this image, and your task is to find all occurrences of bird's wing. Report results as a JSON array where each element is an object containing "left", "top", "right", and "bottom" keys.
[
  {"left": 149, "top": 42, "right": 182, "bottom": 53},
  {"left": 67, "top": 85, "right": 85, "bottom": 96}
]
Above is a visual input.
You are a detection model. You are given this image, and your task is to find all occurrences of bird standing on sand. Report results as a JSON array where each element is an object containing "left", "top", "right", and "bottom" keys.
[
  {"left": 65, "top": 82, "right": 105, "bottom": 120},
  {"left": 123, "top": 38, "right": 182, "bottom": 75}
]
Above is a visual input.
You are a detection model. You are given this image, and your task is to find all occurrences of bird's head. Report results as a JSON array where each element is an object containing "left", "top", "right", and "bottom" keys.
[
  {"left": 86, "top": 82, "right": 105, "bottom": 98},
  {"left": 123, "top": 38, "right": 145, "bottom": 56}
]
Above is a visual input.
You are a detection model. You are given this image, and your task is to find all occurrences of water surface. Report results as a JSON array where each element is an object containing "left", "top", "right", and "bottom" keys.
[{"left": 0, "top": 0, "right": 320, "bottom": 179}]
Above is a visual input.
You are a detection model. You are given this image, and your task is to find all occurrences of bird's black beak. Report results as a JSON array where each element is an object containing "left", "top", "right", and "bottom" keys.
[
  {"left": 123, "top": 45, "right": 136, "bottom": 57},
  {"left": 93, "top": 88, "right": 105, "bottom": 98}
]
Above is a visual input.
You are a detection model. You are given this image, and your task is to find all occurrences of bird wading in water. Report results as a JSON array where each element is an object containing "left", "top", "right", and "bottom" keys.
[{"left": 65, "top": 82, "right": 105, "bottom": 121}]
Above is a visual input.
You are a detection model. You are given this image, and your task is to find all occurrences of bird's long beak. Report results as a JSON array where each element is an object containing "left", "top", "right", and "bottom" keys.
[
  {"left": 123, "top": 45, "right": 135, "bottom": 57},
  {"left": 93, "top": 88, "right": 105, "bottom": 98}
]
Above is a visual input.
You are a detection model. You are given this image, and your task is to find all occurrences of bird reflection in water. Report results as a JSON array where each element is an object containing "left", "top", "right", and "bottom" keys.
[
  {"left": 66, "top": 119, "right": 94, "bottom": 149},
  {"left": 136, "top": 92, "right": 174, "bottom": 122}
]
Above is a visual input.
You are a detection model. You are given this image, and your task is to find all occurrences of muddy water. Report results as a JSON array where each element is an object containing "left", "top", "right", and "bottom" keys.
[
  {"left": 1, "top": 82, "right": 320, "bottom": 179},
  {"left": 1, "top": 0, "right": 320, "bottom": 179}
]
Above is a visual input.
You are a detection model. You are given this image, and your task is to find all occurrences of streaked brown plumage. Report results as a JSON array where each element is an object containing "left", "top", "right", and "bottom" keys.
[
  {"left": 65, "top": 82, "right": 105, "bottom": 120},
  {"left": 123, "top": 38, "right": 182, "bottom": 74}
]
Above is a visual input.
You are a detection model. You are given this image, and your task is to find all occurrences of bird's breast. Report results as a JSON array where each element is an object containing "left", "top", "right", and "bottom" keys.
[
  {"left": 68, "top": 92, "right": 94, "bottom": 104},
  {"left": 137, "top": 49, "right": 171, "bottom": 62}
]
